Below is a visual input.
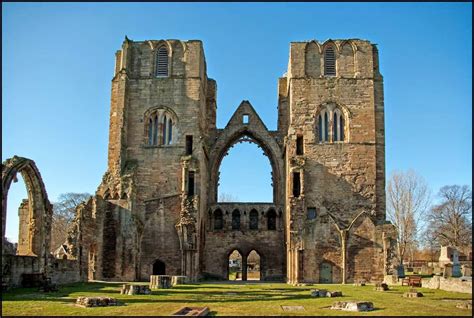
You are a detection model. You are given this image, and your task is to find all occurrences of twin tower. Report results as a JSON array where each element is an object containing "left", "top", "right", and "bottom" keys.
[{"left": 69, "top": 37, "right": 397, "bottom": 284}]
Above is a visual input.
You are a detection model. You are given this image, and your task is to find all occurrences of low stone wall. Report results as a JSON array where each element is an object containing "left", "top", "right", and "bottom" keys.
[
  {"left": 49, "top": 259, "right": 81, "bottom": 285},
  {"left": 2, "top": 254, "right": 42, "bottom": 287},
  {"left": 422, "top": 276, "right": 472, "bottom": 294}
]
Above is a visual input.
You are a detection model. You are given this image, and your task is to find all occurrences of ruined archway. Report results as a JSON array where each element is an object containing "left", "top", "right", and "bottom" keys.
[
  {"left": 228, "top": 249, "right": 243, "bottom": 280},
  {"left": 2, "top": 156, "right": 53, "bottom": 264},
  {"left": 209, "top": 101, "right": 284, "bottom": 205},
  {"left": 247, "top": 250, "right": 261, "bottom": 280}
]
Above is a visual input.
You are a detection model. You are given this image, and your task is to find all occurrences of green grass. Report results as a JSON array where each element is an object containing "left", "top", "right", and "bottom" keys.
[{"left": 1, "top": 281, "right": 472, "bottom": 316}]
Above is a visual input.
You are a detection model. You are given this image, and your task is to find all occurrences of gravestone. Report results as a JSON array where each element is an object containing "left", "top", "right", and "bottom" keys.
[
  {"left": 461, "top": 265, "right": 472, "bottom": 277},
  {"left": 331, "top": 301, "right": 374, "bottom": 312},
  {"left": 172, "top": 307, "right": 210, "bottom": 316},
  {"left": 403, "top": 288, "right": 423, "bottom": 298},
  {"left": 374, "top": 282, "right": 389, "bottom": 291}
]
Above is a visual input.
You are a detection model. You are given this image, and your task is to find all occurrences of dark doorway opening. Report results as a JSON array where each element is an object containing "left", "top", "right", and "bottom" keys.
[{"left": 153, "top": 259, "right": 166, "bottom": 275}]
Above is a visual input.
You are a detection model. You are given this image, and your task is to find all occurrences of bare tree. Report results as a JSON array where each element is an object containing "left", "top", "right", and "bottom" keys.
[
  {"left": 426, "top": 185, "right": 472, "bottom": 251},
  {"left": 50, "top": 192, "right": 91, "bottom": 253},
  {"left": 386, "top": 170, "right": 431, "bottom": 266},
  {"left": 218, "top": 192, "right": 239, "bottom": 202}
]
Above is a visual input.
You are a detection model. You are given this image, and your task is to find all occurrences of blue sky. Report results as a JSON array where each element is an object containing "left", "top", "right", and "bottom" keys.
[{"left": 2, "top": 2, "right": 472, "bottom": 242}]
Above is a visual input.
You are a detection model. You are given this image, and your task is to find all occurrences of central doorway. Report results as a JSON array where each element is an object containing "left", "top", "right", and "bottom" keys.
[{"left": 152, "top": 259, "right": 166, "bottom": 275}]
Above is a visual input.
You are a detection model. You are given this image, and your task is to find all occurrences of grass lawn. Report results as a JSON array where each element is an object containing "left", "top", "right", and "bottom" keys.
[{"left": 1, "top": 281, "right": 472, "bottom": 316}]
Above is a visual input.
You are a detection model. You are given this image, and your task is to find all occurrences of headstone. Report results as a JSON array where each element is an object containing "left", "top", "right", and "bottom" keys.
[
  {"left": 443, "top": 264, "right": 453, "bottom": 278},
  {"left": 461, "top": 265, "right": 472, "bottom": 277},
  {"left": 76, "top": 296, "right": 120, "bottom": 307},
  {"left": 396, "top": 265, "right": 406, "bottom": 278},
  {"left": 420, "top": 265, "right": 433, "bottom": 276},
  {"left": 353, "top": 279, "right": 366, "bottom": 286},
  {"left": 331, "top": 301, "right": 374, "bottom": 312},
  {"left": 172, "top": 307, "right": 210, "bottom": 316},
  {"left": 374, "top": 282, "right": 389, "bottom": 291},
  {"left": 326, "top": 291, "right": 343, "bottom": 297},
  {"left": 403, "top": 288, "right": 423, "bottom": 298},
  {"left": 150, "top": 275, "right": 172, "bottom": 289}
]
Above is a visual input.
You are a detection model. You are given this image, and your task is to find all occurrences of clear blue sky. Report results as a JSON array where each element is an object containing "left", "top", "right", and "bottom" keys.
[{"left": 2, "top": 2, "right": 472, "bottom": 242}]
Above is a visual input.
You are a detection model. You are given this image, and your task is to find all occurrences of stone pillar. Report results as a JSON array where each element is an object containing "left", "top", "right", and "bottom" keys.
[{"left": 242, "top": 256, "right": 248, "bottom": 281}]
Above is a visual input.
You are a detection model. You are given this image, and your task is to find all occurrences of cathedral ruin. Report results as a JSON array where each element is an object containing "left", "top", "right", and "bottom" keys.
[{"left": 2, "top": 37, "right": 397, "bottom": 286}]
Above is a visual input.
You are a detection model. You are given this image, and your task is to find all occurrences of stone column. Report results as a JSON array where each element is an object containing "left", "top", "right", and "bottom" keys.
[{"left": 242, "top": 256, "right": 248, "bottom": 281}]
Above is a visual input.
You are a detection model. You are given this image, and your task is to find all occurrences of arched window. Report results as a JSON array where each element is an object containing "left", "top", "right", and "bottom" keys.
[
  {"left": 232, "top": 210, "right": 241, "bottom": 230},
  {"left": 156, "top": 46, "right": 169, "bottom": 77},
  {"left": 168, "top": 117, "right": 173, "bottom": 144},
  {"left": 324, "top": 46, "right": 336, "bottom": 76},
  {"left": 153, "top": 114, "right": 158, "bottom": 145},
  {"left": 333, "top": 110, "right": 345, "bottom": 142},
  {"left": 249, "top": 209, "right": 258, "bottom": 230},
  {"left": 162, "top": 115, "right": 167, "bottom": 145},
  {"left": 148, "top": 118, "right": 153, "bottom": 145},
  {"left": 318, "top": 111, "right": 329, "bottom": 142},
  {"left": 214, "top": 209, "right": 223, "bottom": 230},
  {"left": 267, "top": 209, "right": 276, "bottom": 230},
  {"left": 145, "top": 108, "right": 177, "bottom": 146}
]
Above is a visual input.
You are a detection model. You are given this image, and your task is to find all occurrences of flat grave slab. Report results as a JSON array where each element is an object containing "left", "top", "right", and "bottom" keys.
[
  {"left": 281, "top": 305, "right": 305, "bottom": 312},
  {"left": 172, "top": 307, "right": 210, "bottom": 316}
]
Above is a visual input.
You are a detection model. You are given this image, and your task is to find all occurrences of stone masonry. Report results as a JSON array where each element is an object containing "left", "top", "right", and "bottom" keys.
[{"left": 3, "top": 37, "right": 397, "bottom": 285}]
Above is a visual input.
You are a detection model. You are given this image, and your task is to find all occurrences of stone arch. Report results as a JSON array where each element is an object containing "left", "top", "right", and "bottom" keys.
[
  {"left": 209, "top": 101, "right": 284, "bottom": 205},
  {"left": 152, "top": 40, "right": 173, "bottom": 77},
  {"left": 143, "top": 106, "right": 179, "bottom": 146},
  {"left": 316, "top": 101, "right": 351, "bottom": 143},
  {"left": 339, "top": 41, "right": 356, "bottom": 77},
  {"left": 2, "top": 156, "right": 52, "bottom": 263},
  {"left": 305, "top": 41, "right": 321, "bottom": 77}
]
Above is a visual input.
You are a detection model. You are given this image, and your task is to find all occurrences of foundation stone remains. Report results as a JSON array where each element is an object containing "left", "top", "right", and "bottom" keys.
[
  {"left": 76, "top": 296, "right": 120, "bottom": 307},
  {"left": 331, "top": 301, "right": 374, "bottom": 312},
  {"left": 120, "top": 284, "right": 151, "bottom": 295}
]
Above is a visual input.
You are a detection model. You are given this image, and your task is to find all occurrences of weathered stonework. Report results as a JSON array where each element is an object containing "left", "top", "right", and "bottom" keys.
[{"left": 3, "top": 37, "right": 397, "bottom": 285}]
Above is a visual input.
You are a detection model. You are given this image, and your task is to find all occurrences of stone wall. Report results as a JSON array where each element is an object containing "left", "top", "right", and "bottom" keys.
[
  {"left": 57, "top": 37, "right": 396, "bottom": 284},
  {"left": 423, "top": 276, "right": 472, "bottom": 294}
]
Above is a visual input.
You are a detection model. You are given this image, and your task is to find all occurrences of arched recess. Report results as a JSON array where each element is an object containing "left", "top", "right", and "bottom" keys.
[
  {"left": 305, "top": 41, "right": 321, "bottom": 77},
  {"left": 208, "top": 101, "right": 284, "bottom": 205},
  {"left": 2, "top": 156, "right": 53, "bottom": 260},
  {"left": 338, "top": 41, "right": 356, "bottom": 77}
]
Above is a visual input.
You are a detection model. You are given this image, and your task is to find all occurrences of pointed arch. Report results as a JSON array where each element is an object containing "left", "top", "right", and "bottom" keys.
[
  {"left": 154, "top": 40, "right": 172, "bottom": 77},
  {"left": 305, "top": 41, "right": 321, "bottom": 77},
  {"left": 323, "top": 43, "right": 337, "bottom": 76},
  {"left": 339, "top": 41, "right": 356, "bottom": 77}
]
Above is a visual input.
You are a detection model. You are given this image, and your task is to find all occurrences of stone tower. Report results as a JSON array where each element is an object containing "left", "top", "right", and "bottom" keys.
[
  {"left": 93, "top": 38, "right": 216, "bottom": 281},
  {"left": 279, "top": 39, "right": 392, "bottom": 283},
  {"left": 65, "top": 37, "right": 396, "bottom": 284}
]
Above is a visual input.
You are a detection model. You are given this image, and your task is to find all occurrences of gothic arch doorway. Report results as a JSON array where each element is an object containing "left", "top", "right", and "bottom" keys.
[
  {"left": 247, "top": 250, "right": 261, "bottom": 281},
  {"left": 228, "top": 250, "right": 243, "bottom": 280},
  {"left": 152, "top": 259, "right": 166, "bottom": 275},
  {"left": 208, "top": 101, "right": 284, "bottom": 205}
]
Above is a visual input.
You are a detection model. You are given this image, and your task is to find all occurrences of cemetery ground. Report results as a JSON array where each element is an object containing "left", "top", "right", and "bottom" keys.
[{"left": 1, "top": 281, "right": 472, "bottom": 316}]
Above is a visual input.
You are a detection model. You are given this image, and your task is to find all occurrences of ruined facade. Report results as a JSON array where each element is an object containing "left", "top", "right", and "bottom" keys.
[{"left": 2, "top": 37, "right": 397, "bottom": 285}]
